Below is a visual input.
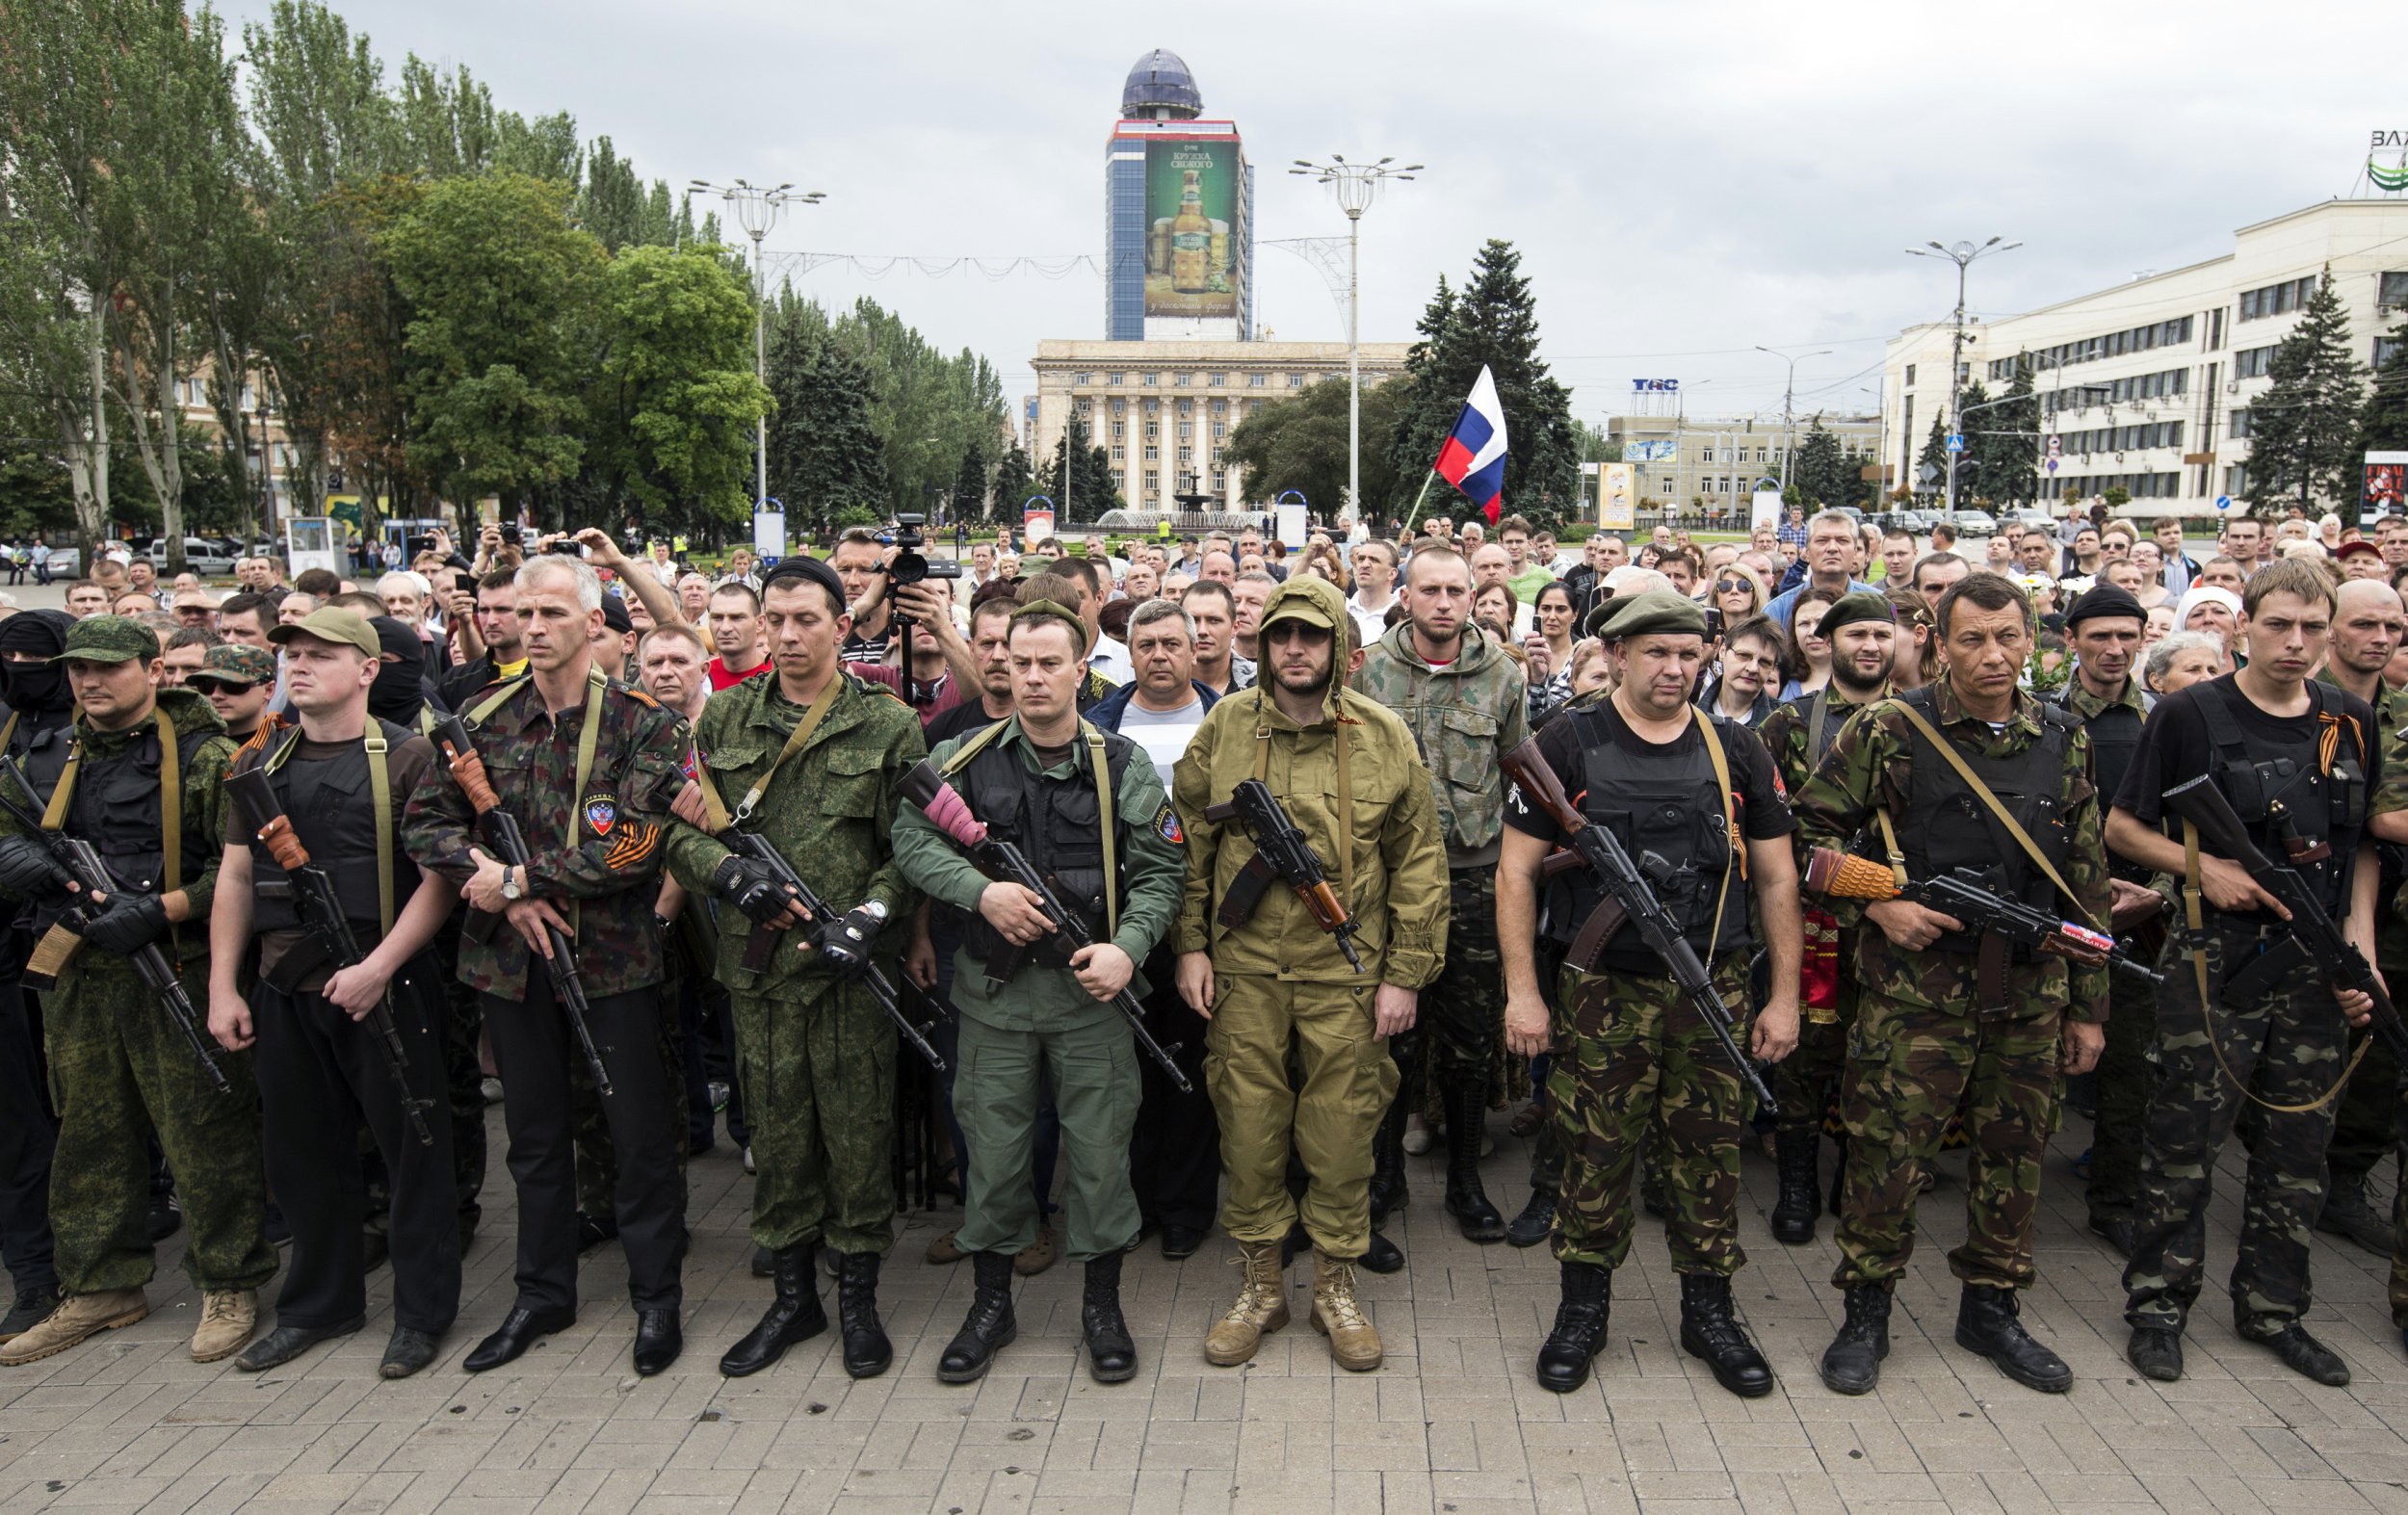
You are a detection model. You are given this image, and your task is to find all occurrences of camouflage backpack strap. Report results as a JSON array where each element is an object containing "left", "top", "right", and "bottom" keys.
[{"left": 1805, "top": 688, "right": 1831, "bottom": 765}]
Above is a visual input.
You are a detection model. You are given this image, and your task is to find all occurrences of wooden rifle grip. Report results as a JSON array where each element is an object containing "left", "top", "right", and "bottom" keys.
[
  {"left": 255, "top": 816, "right": 310, "bottom": 873},
  {"left": 446, "top": 744, "right": 502, "bottom": 816}
]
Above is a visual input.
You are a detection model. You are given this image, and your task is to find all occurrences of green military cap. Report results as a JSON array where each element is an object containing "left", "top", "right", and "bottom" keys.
[
  {"left": 269, "top": 604, "right": 381, "bottom": 660},
  {"left": 190, "top": 642, "right": 277, "bottom": 689},
  {"left": 1010, "top": 598, "right": 1091, "bottom": 655},
  {"left": 1595, "top": 588, "right": 1707, "bottom": 640},
  {"left": 1817, "top": 590, "right": 1896, "bottom": 640},
  {"left": 53, "top": 614, "right": 162, "bottom": 665}
]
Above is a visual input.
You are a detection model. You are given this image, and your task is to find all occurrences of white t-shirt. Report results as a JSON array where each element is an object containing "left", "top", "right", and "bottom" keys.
[
  {"left": 1115, "top": 693, "right": 1207, "bottom": 782},
  {"left": 1086, "top": 635, "right": 1135, "bottom": 686}
]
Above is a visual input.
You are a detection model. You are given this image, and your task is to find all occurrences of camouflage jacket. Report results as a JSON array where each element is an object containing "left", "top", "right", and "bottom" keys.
[
  {"left": 1791, "top": 679, "right": 2111, "bottom": 1020},
  {"left": 664, "top": 667, "right": 926, "bottom": 997},
  {"left": 1758, "top": 685, "right": 1884, "bottom": 800},
  {"left": 1349, "top": 620, "right": 1530, "bottom": 868},
  {"left": 401, "top": 673, "right": 691, "bottom": 998}
]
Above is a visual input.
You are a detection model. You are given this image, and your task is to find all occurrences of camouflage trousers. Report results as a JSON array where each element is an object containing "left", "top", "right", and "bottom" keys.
[
  {"left": 731, "top": 979, "right": 897, "bottom": 1256},
  {"left": 1551, "top": 957, "right": 1753, "bottom": 1275},
  {"left": 2323, "top": 918, "right": 2408, "bottom": 1188},
  {"left": 43, "top": 959, "right": 275, "bottom": 1296},
  {"left": 1775, "top": 981, "right": 1855, "bottom": 1139},
  {"left": 1396, "top": 868, "right": 1507, "bottom": 1100},
  {"left": 1831, "top": 991, "right": 2063, "bottom": 1293},
  {"left": 2086, "top": 946, "right": 2163, "bottom": 1224},
  {"left": 2125, "top": 928, "right": 2345, "bottom": 1336}
]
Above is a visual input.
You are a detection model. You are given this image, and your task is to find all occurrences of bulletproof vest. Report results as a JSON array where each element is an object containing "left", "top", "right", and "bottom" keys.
[
  {"left": 1552, "top": 705, "right": 1751, "bottom": 970},
  {"left": 243, "top": 721, "right": 422, "bottom": 939},
  {"left": 956, "top": 727, "right": 1137, "bottom": 972},
  {"left": 22, "top": 718, "right": 218, "bottom": 935},
  {"left": 1896, "top": 687, "right": 2079, "bottom": 960},
  {"left": 2197, "top": 676, "right": 2367, "bottom": 916},
  {"left": 2050, "top": 681, "right": 2153, "bottom": 881}
]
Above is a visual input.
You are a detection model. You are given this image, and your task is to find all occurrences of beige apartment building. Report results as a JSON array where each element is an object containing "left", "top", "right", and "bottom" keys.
[{"left": 1603, "top": 411, "right": 1884, "bottom": 510}]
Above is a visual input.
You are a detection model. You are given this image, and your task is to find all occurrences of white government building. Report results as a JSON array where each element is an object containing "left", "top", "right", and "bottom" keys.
[{"left": 1881, "top": 198, "right": 2408, "bottom": 517}]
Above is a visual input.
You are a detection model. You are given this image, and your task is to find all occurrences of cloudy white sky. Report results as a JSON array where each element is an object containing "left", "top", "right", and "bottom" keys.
[{"left": 224, "top": 0, "right": 2401, "bottom": 429}]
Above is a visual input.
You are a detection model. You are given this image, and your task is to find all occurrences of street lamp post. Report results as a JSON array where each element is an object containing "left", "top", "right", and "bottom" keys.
[
  {"left": 1906, "top": 237, "right": 2020, "bottom": 514},
  {"left": 1291, "top": 155, "right": 1420, "bottom": 525},
  {"left": 1754, "top": 345, "right": 1832, "bottom": 496},
  {"left": 691, "top": 178, "right": 824, "bottom": 515}
]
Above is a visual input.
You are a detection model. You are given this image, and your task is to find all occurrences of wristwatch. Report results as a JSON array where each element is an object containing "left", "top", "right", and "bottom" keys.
[{"left": 501, "top": 866, "right": 523, "bottom": 902}]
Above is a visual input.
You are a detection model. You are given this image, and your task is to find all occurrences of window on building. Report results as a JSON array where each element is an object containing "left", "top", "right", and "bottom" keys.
[
  {"left": 1112, "top": 424, "right": 1125, "bottom": 439},
  {"left": 1288, "top": 374, "right": 1304, "bottom": 386},
  {"left": 1109, "top": 373, "right": 1125, "bottom": 385},
  {"left": 1144, "top": 422, "right": 1159, "bottom": 439},
  {"left": 1174, "top": 372, "right": 1191, "bottom": 386},
  {"left": 1904, "top": 364, "right": 1917, "bottom": 386},
  {"left": 1140, "top": 373, "right": 1158, "bottom": 385},
  {"left": 2377, "top": 335, "right": 2407, "bottom": 371},
  {"left": 1213, "top": 422, "right": 1227, "bottom": 439},
  {"left": 1211, "top": 399, "right": 1226, "bottom": 413},
  {"left": 1144, "top": 447, "right": 1159, "bottom": 461},
  {"left": 1248, "top": 373, "right": 1268, "bottom": 387},
  {"left": 2227, "top": 409, "right": 2251, "bottom": 440},
  {"left": 1075, "top": 373, "right": 1092, "bottom": 384},
  {"left": 1112, "top": 446, "right": 1126, "bottom": 460},
  {"left": 1210, "top": 372, "right": 1227, "bottom": 386},
  {"left": 2239, "top": 275, "right": 2317, "bottom": 322},
  {"left": 2382, "top": 273, "right": 2408, "bottom": 311},
  {"left": 1178, "top": 423, "right": 1193, "bottom": 439},
  {"left": 2234, "top": 345, "right": 2278, "bottom": 379}
]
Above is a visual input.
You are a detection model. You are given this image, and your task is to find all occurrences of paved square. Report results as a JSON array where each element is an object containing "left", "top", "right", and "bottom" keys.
[{"left": 5, "top": 1105, "right": 2405, "bottom": 1514}]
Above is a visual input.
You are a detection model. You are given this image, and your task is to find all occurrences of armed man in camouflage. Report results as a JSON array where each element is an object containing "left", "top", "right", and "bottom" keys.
[
  {"left": 666, "top": 556, "right": 926, "bottom": 1382},
  {"left": 0, "top": 616, "right": 271, "bottom": 1369},
  {"left": 1793, "top": 570, "right": 2108, "bottom": 1398},
  {"left": 1350, "top": 542, "right": 1530, "bottom": 1248},
  {"left": 1753, "top": 589, "right": 1895, "bottom": 1245},
  {"left": 2119, "top": 558, "right": 2380, "bottom": 1388},
  {"left": 402, "top": 555, "right": 694, "bottom": 1378},
  {"left": 1500, "top": 590, "right": 1801, "bottom": 1397}
]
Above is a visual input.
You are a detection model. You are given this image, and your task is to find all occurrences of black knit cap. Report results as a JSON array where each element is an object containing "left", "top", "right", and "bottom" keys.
[{"left": 2063, "top": 584, "right": 2146, "bottom": 628}]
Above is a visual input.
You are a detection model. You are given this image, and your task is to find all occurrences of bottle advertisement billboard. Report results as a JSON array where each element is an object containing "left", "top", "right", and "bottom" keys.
[{"left": 1144, "top": 139, "right": 1242, "bottom": 321}]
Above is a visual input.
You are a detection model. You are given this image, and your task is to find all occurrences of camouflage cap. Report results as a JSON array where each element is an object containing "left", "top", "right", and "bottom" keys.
[
  {"left": 190, "top": 642, "right": 276, "bottom": 688},
  {"left": 53, "top": 614, "right": 162, "bottom": 665}
]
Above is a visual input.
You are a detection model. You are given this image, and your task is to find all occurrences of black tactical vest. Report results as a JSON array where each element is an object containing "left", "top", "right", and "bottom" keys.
[
  {"left": 241, "top": 722, "right": 422, "bottom": 939},
  {"left": 2197, "top": 676, "right": 2368, "bottom": 916},
  {"left": 2050, "top": 681, "right": 2153, "bottom": 882},
  {"left": 956, "top": 727, "right": 1137, "bottom": 971},
  {"left": 20, "top": 714, "right": 219, "bottom": 936},
  {"left": 1552, "top": 705, "right": 1752, "bottom": 970},
  {"left": 1895, "top": 687, "right": 2079, "bottom": 960}
]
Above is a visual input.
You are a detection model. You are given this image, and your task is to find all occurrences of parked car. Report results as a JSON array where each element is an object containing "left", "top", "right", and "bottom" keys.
[
  {"left": 127, "top": 536, "right": 241, "bottom": 576},
  {"left": 1947, "top": 510, "right": 2000, "bottom": 536}
]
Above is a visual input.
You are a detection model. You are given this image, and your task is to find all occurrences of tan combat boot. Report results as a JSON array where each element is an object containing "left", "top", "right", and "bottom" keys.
[
  {"left": 1203, "top": 1239, "right": 1289, "bottom": 1366},
  {"left": 0, "top": 1288, "right": 148, "bottom": 1366},
  {"left": 190, "top": 1290, "right": 257, "bottom": 1364},
  {"left": 1311, "top": 1249, "right": 1382, "bottom": 1371}
]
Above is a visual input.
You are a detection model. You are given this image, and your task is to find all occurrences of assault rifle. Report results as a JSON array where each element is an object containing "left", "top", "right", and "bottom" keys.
[
  {"left": 226, "top": 767, "right": 435, "bottom": 1146},
  {"left": 2162, "top": 773, "right": 2408, "bottom": 1064},
  {"left": 898, "top": 760, "right": 1184, "bottom": 1090},
  {"left": 1803, "top": 847, "right": 2162, "bottom": 1013},
  {"left": 431, "top": 715, "right": 614, "bottom": 1097},
  {"left": 1200, "top": 778, "right": 1365, "bottom": 973},
  {"left": 1501, "top": 738, "right": 1776, "bottom": 1113},
  {"left": 0, "top": 755, "right": 226, "bottom": 1094}
]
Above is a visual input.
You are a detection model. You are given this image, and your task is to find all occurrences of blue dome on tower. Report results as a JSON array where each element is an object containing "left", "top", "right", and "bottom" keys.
[{"left": 1121, "top": 49, "right": 1203, "bottom": 119}]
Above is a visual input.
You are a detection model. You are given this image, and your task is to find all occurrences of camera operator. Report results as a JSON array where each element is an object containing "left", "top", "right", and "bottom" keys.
[
  {"left": 834, "top": 521, "right": 982, "bottom": 700},
  {"left": 570, "top": 531, "right": 691, "bottom": 642}
]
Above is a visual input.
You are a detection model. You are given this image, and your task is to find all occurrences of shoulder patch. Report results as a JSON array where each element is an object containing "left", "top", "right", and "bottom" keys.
[
  {"left": 1155, "top": 801, "right": 1184, "bottom": 844},
  {"left": 583, "top": 794, "right": 618, "bottom": 837}
]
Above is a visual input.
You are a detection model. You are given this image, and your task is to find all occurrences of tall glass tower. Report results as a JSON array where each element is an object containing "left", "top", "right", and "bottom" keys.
[{"left": 1106, "top": 50, "right": 1252, "bottom": 342}]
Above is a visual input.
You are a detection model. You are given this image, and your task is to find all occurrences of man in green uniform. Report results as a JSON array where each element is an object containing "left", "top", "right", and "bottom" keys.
[
  {"left": 1754, "top": 590, "right": 1895, "bottom": 1244},
  {"left": 1173, "top": 574, "right": 1446, "bottom": 1373},
  {"left": 665, "top": 556, "right": 926, "bottom": 1381},
  {"left": 1350, "top": 543, "right": 1529, "bottom": 1246},
  {"left": 0, "top": 616, "right": 271, "bottom": 1368},
  {"left": 893, "top": 600, "right": 1184, "bottom": 1383},
  {"left": 1500, "top": 590, "right": 1802, "bottom": 1397},
  {"left": 1794, "top": 570, "right": 2109, "bottom": 1397}
]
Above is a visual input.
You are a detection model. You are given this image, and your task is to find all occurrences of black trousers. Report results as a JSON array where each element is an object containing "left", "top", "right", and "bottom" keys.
[
  {"left": 0, "top": 976, "right": 57, "bottom": 1295},
  {"left": 1129, "top": 946, "right": 1219, "bottom": 1233},
  {"left": 252, "top": 961, "right": 459, "bottom": 1334},
  {"left": 483, "top": 972, "right": 684, "bottom": 1316},
  {"left": 676, "top": 975, "right": 746, "bottom": 1150}
]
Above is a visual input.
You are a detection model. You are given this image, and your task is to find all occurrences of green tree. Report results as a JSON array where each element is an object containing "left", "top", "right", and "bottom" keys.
[
  {"left": 1972, "top": 364, "right": 2041, "bottom": 509},
  {"left": 989, "top": 442, "right": 1034, "bottom": 518},
  {"left": 1789, "top": 419, "right": 1854, "bottom": 509},
  {"left": 2250, "top": 268, "right": 2369, "bottom": 512},
  {"left": 951, "top": 435, "right": 991, "bottom": 522},
  {"left": 2357, "top": 317, "right": 2408, "bottom": 458},
  {"left": 1224, "top": 373, "right": 1402, "bottom": 525},
  {"left": 762, "top": 314, "right": 888, "bottom": 533},
  {"left": 1040, "top": 410, "right": 1118, "bottom": 519},
  {"left": 1916, "top": 414, "right": 1951, "bottom": 500}
]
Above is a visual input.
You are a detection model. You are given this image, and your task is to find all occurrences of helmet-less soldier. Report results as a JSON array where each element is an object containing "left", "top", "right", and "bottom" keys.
[
  {"left": 2116, "top": 559, "right": 2381, "bottom": 1387},
  {"left": 1793, "top": 571, "right": 2109, "bottom": 1397},
  {"left": 0, "top": 616, "right": 273, "bottom": 1370},
  {"left": 204, "top": 607, "right": 461, "bottom": 1377},
  {"left": 401, "top": 556, "right": 694, "bottom": 1378},
  {"left": 1498, "top": 590, "right": 1802, "bottom": 1397},
  {"left": 893, "top": 599, "right": 1185, "bottom": 1383},
  {"left": 1753, "top": 590, "right": 1896, "bottom": 1245}
]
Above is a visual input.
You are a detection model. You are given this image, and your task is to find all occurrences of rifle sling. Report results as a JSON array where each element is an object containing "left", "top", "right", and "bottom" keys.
[
  {"left": 1251, "top": 686, "right": 1352, "bottom": 914},
  {"left": 1890, "top": 699, "right": 2095, "bottom": 932},
  {"left": 39, "top": 705, "right": 186, "bottom": 949},
  {"left": 263, "top": 726, "right": 397, "bottom": 938}
]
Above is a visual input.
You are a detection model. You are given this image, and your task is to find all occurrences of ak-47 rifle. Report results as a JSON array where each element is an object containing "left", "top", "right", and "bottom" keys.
[
  {"left": 0, "top": 755, "right": 227, "bottom": 1094},
  {"left": 226, "top": 766, "right": 435, "bottom": 1146},
  {"left": 2162, "top": 773, "right": 2408, "bottom": 1064},
  {"left": 1501, "top": 738, "right": 1777, "bottom": 1113},
  {"left": 1200, "top": 778, "right": 1365, "bottom": 974},
  {"left": 898, "top": 760, "right": 1187, "bottom": 1091},
  {"left": 430, "top": 715, "right": 614, "bottom": 1097}
]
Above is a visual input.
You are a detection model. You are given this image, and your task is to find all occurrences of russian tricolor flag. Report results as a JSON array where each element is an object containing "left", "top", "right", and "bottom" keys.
[{"left": 1433, "top": 365, "right": 1509, "bottom": 524}]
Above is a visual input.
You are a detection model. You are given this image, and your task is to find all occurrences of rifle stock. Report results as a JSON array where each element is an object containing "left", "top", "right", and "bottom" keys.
[{"left": 1202, "top": 779, "right": 1364, "bottom": 973}]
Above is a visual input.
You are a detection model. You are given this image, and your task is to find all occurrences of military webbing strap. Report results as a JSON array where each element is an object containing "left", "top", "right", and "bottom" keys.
[
  {"left": 465, "top": 670, "right": 604, "bottom": 934},
  {"left": 262, "top": 723, "right": 396, "bottom": 937},
  {"left": 729, "top": 675, "right": 840, "bottom": 825},
  {"left": 463, "top": 675, "right": 533, "bottom": 726},
  {"left": 1689, "top": 707, "right": 1739, "bottom": 956},
  {"left": 1890, "top": 699, "right": 2096, "bottom": 932},
  {"left": 1805, "top": 689, "right": 1831, "bottom": 766},
  {"left": 0, "top": 712, "right": 19, "bottom": 757},
  {"left": 935, "top": 712, "right": 1014, "bottom": 777},
  {"left": 1086, "top": 720, "right": 1117, "bottom": 943},
  {"left": 2180, "top": 820, "right": 2365, "bottom": 1113},
  {"left": 43, "top": 710, "right": 189, "bottom": 922},
  {"left": 38, "top": 740, "right": 78, "bottom": 831},
  {"left": 1250, "top": 685, "right": 1352, "bottom": 910}
]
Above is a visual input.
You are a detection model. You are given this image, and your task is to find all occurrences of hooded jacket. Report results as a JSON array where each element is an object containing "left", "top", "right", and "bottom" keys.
[{"left": 1349, "top": 617, "right": 1530, "bottom": 869}]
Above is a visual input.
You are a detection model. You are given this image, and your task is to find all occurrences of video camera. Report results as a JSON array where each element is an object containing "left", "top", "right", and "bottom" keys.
[{"left": 881, "top": 514, "right": 961, "bottom": 588}]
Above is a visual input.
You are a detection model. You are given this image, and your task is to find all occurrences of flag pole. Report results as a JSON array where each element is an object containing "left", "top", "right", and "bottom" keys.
[{"left": 1400, "top": 469, "right": 1442, "bottom": 535}]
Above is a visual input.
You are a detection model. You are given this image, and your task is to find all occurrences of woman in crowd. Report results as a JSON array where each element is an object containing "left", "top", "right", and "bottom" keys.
[
  {"left": 2128, "top": 540, "right": 2173, "bottom": 612},
  {"left": 1778, "top": 584, "right": 1839, "bottom": 700},
  {"left": 2143, "top": 628, "right": 2227, "bottom": 693},
  {"left": 1474, "top": 581, "right": 1519, "bottom": 644},
  {"left": 1524, "top": 580, "right": 1580, "bottom": 724},
  {"left": 1710, "top": 563, "right": 1768, "bottom": 625}
]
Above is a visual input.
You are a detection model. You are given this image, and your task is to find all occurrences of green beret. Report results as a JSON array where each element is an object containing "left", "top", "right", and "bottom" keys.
[
  {"left": 1817, "top": 591, "right": 1895, "bottom": 640},
  {"left": 53, "top": 614, "right": 161, "bottom": 666},
  {"left": 1596, "top": 588, "right": 1707, "bottom": 641}
]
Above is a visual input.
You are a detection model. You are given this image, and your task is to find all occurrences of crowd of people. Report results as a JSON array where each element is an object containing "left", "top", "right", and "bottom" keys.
[{"left": 0, "top": 495, "right": 2404, "bottom": 1404}]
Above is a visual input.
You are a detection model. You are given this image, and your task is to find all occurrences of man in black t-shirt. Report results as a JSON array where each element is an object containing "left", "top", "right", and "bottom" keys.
[
  {"left": 2107, "top": 558, "right": 2381, "bottom": 1389},
  {"left": 1497, "top": 590, "right": 1801, "bottom": 1397}
]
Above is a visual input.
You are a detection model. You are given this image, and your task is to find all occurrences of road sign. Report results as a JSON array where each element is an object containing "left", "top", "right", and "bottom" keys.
[
  {"left": 2214, "top": 494, "right": 2233, "bottom": 511},
  {"left": 2045, "top": 434, "right": 2061, "bottom": 474},
  {"left": 1946, "top": 433, "right": 1965, "bottom": 454},
  {"left": 1918, "top": 463, "right": 1941, "bottom": 486}
]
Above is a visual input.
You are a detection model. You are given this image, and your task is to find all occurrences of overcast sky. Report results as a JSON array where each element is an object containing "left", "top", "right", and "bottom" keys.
[{"left": 223, "top": 0, "right": 2400, "bottom": 430}]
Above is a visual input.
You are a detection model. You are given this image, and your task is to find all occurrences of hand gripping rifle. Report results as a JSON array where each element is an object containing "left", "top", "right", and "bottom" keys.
[
  {"left": 2161, "top": 772, "right": 2408, "bottom": 1064},
  {"left": 1802, "top": 847, "right": 2162, "bottom": 1012},
  {"left": 431, "top": 715, "right": 613, "bottom": 1097},
  {"left": 0, "top": 755, "right": 227, "bottom": 1094},
  {"left": 898, "top": 760, "right": 1187, "bottom": 1091},
  {"left": 1199, "top": 778, "right": 1365, "bottom": 974},
  {"left": 226, "top": 767, "right": 435, "bottom": 1146},
  {"left": 1500, "top": 738, "right": 1777, "bottom": 1113}
]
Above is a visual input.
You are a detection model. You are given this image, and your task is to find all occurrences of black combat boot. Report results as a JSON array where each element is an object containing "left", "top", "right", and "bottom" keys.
[
  {"left": 1442, "top": 1083, "right": 1505, "bottom": 1242},
  {"left": 1080, "top": 1253, "right": 1138, "bottom": 1383},
  {"left": 1368, "top": 1096, "right": 1409, "bottom": 1222},
  {"left": 1954, "top": 1284, "right": 2072, "bottom": 1394},
  {"left": 720, "top": 1246, "right": 826, "bottom": 1377},
  {"left": 938, "top": 1251, "right": 1017, "bottom": 1383},
  {"left": 1819, "top": 1283, "right": 1891, "bottom": 1396},
  {"left": 1534, "top": 1261, "right": 1611, "bottom": 1393},
  {"left": 2126, "top": 1325, "right": 2184, "bottom": 1381},
  {"left": 1505, "top": 1188, "right": 1557, "bottom": 1249},
  {"left": 835, "top": 1253, "right": 892, "bottom": 1379},
  {"left": 1678, "top": 1273, "right": 1775, "bottom": 1397},
  {"left": 1768, "top": 1133, "right": 1819, "bottom": 1245}
]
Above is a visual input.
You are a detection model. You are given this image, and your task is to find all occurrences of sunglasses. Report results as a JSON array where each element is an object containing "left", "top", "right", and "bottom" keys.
[
  {"left": 1715, "top": 579, "right": 1751, "bottom": 594},
  {"left": 1265, "top": 622, "right": 1333, "bottom": 647}
]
